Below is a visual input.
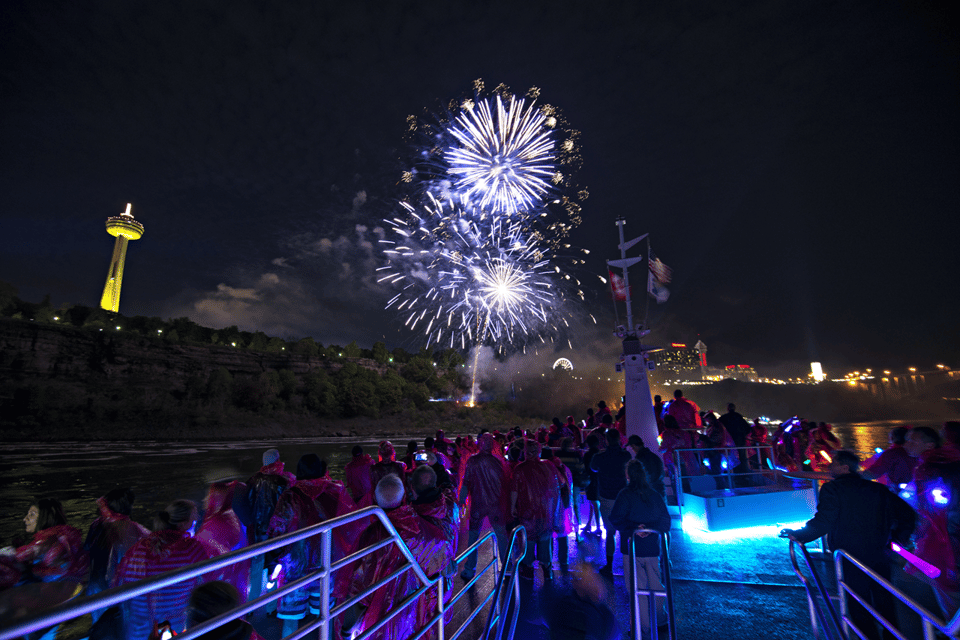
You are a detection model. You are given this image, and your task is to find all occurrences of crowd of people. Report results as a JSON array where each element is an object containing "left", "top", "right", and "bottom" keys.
[{"left": 1, "top": 393, "right": 958, "bottom": 640}]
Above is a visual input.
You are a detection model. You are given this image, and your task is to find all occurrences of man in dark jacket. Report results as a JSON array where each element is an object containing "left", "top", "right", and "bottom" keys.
[
  {"left": 718, "top": 403, "right": 751, "bottom": 478},
  {"left": 782, "top": 450, "right": 915, "bottom": 640},
  {"left": 626, "top": 435, "right": 665, "bottom": 498},
  {"left": 591, "top": 429, "right": 632, "bottom": 576}
]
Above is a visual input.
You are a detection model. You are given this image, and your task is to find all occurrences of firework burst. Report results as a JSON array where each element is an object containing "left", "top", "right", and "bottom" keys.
[
  {"left": 378, "top": 194, "right": 579, "bottom": 350},
  {"left": 445, "top": 94, "right": 556, "bottom": 216}
]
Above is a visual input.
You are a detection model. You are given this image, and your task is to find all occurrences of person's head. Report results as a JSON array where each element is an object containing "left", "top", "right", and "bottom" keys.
[
  {"left": 941, "top": 421, "right": 960, "bottom": 448},
  {"left": 627, "top": 434, "right": 643, "bottom": 452},
  {"left": 597, "top": 400, "right": 607, "bottom": 410},
  {"left": 378, "top": 440, "right": 396, "bottom": 462},
  {"left": 674, "top": 389, "right": 683, "bottom": 399},
  {"left": 552, "top": 417, "right": 562, "bottom": 428},
  {"left": 186, "top": 580, "right": 241, "bottom": 630},
  {"left": 727, "top": 403, "right": 736, "bottom": 413},
  {"left": 829, "top": 450, "right": 860, "bottom": 477},
  {"left": 566, "top": 415, "right": 575, "bottom": 425},
  {"left": 663, "top": 415, "right": 679, "bottom": 431},
  {"left": 410, "top": 465, "right": 437, "bottom": 497},
  {"left": 889, "top": 426, "right": 910, "bottom": 446},
  {"left": 104, "top": 487, "right": 135, "bottom": 517},
  {"left": 406, "top": 440, "right": 419, "bottom": 454},
  {"left": 605, "top": 429, "right": 621, "bottom": 448},
  {"left": 654, "top": 395, "right": 662, "bottom": 403},
  {"left": 424, "top": 436, "right": 436, "bottom": 450},
  {"left": 478, "top": 432, "right": 495, "bottom": 453},
  {"left": 601, "top": 414, "right": 613, "bottom": 426},
  {"left": 374, "top": 475, "right": 405, "bottom": 510},
  {"left": 524, "top": 439, "right": 541, "bottom": 460},
  {"left": 156, "top": 499, "right": 198, "bottom": 533},
  {"left": 25, "top": 498, "right": 67, "bottom": 534},
  {"left": 425, "top": 451, "right": 438, "bottom": 467},
  {"left": 541, "top": 447, "right": 555, "bottom": 460},
  {"left": 296, "top": 454, "right": 327, "bottom": 480},
  {"left": 905, "top": 426, "right": 941, "bottom": 458},
  {"left": 587, "top": 407, "right": 594, "bottom": 417},
  {"left": 351, "top": 445, "right": 364, "bottom": 458},
  {"left": 262, "top": 448, "right": 281, "bottom": 466},
  {"left": 560, "top": 437, "right": 574, "bottom": 452},
  {"left": 435, "top": 429, "right": 445, "bottom": 442},
  {"left": 586, "top": 434, "right": 600, "bottom": 450},
  {"left": 625, "top": 459, "right": 650, "bottom": 490}
]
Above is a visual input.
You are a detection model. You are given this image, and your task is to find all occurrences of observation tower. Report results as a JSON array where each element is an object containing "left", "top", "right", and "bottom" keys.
[{"left": 99, "top": 203, "right": 144, "bottom": 313}]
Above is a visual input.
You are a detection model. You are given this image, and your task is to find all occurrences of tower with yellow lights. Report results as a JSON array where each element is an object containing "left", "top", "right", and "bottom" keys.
[{"left": 100, "top": 203, "right": 144, "bottom": 312}]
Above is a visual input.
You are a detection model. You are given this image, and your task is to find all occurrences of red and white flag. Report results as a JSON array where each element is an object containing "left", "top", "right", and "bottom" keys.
[{"left": 609, "top": 270, "right": 628, "bottom": 301}]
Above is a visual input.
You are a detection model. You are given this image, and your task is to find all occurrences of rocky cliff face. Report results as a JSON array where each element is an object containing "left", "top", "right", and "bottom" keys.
[{"left": 0, "top": 318, "right": 383, "bottom": 385}]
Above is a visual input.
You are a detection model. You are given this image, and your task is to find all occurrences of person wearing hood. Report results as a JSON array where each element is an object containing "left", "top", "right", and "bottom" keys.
[
  {"left": 342, "top": 475, "right": 430, "bottom": 640},
  {"left": 85, "top": 487, "right": 149, "bottom": 597},
  {"left": 511, "top": 440, "right": 563, "bottom": 582},
  {"left": 266, "top": 454, "right": 336, "bottom": 633},
  {"left": 344, "top": 445, "right": 376, "bottom": 504},
  {"left": 196, "top": 481, "right": 250, "bottom": 603},
  {"left": 371, "top": 441, "right": 407, "bottom": 488},
  {"left": 410, "top": 465, "right": 459, "bottom": 634},
  {"left": 114, "top": 499, "right": 209, "bottom": 638},
  {"left": 460, "top": 433, "right": 510, "bottom": 581},
  {"left": 243, "top": 448, "right": 295, "bottom": 602},
  {"left": 905, "top": 426, "right": 960, "bottom": 617}
]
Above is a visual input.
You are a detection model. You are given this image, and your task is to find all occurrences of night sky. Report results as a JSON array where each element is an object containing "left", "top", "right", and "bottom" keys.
[{"left": 2, "top": 1, "right": 957, "bottom": 378}]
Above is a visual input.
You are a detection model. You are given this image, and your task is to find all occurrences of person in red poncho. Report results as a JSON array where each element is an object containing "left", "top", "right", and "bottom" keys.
[
  {"left": 344, "top": 445, "right": 376, "bottom": 504},
  {"left": 114, "top": 499, "right": 209, "bottom": 638},
  {"left": 12, "top": 498, "right": 88, "bottom": 587},
  {"left": 196, "top": 481, "right": 250, "bottom": 603},
  {"left": 905, "top": 426, "right": 960, "bottom": 617},
  {"left": 510, "top": 439, "right": 562, "bottom": 582},
  {"left": 85, "top": 488, "right": 149, "bottom": 596},
  {"left": 410, "top": 465, "right": 460, "bottom": 636},
  {"left": 371, "top": 441, "right": 407, "bottom": 489},
  {"left": 665, "top": 389, "right": 701, "bottom": 430},
  {"left": 459, "top": 433, "right": 510, "bottom": 580},
  {"left": 342, "top": 474, "right": 431, "bottom": 640}
]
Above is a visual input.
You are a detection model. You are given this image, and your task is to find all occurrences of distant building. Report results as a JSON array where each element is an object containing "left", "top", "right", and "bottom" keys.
[
  {"left": 723, "top": 364, "right": 759, "bottom": 382},
  {"left": 652, "top": 343, "right": 702, "bottom": 381}
]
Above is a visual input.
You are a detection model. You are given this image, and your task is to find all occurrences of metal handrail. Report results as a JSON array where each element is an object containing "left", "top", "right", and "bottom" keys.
[
  {"left": 787, "top": 539, "right": 842, "bottom": 639},
  {"left": 627, "top": 528, "right": 675, "bottom": 640},
  {"left": 834, "top": 550, "right": 960, "bottom": 640},
  {"left": 0, "top": 506, "right": 526, "bottom": 640}
]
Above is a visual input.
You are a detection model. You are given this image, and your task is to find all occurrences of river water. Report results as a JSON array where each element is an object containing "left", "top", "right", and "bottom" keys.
[{"left": 0, "top": 421, "right": 913, "bottom": 546}]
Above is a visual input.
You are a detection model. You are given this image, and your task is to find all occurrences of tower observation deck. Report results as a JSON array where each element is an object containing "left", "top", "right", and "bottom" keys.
[{"left": 100, "top": 203, "right": 144, "bottom": 313}]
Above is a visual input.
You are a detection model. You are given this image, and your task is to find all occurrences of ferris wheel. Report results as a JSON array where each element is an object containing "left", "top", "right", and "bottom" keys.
[{"left": 553, "top": 357, "right": 574, "bottom": 371}]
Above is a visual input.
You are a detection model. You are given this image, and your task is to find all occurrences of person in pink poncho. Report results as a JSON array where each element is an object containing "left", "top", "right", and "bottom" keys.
[
  {"left": 459, "top": 433, "right": 510, "bottom": 581},
  {"left": 342, "top": 474, "right": 432, "bottom": 640},
  {"left": 12, "top": 498, "right": 89, "bottom": 587},
  {"left": 85, "top": 487, "right": 149, "bottom": 596},
  {"left": 344, "top": 445, "right": 376, "bottom": 504},
  {"left": 114, "top": 499, "right": 209, "bottom": 638},
  {"left": 196, "top": 481, "right": 250, "bottom": 603},
  {"left": 510, "top": 439, "right": 562, "bottom": 582}
]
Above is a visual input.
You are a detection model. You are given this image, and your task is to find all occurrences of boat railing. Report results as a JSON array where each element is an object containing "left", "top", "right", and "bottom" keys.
[
  {"left": 833, "top": 549, "right": 960, "bottom": 640},
  {"left": 627, "top": 528, "right": 675, "bottom": 640},
  {"left": 0, "top": 505, "right": 528, "bottom": 640},
  {"left": 671, "top": 444, "right": 780, "bottom": 505},
  {"left": 787, "top": 539, "right": 843, "bottom": 639}
]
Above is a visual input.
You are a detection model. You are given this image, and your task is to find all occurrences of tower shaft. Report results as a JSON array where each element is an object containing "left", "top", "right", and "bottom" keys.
[{"left": 100, "top": 235, "right": 129, "bottom": 313}]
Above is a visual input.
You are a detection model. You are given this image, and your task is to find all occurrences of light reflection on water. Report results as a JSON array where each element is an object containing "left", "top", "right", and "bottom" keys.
[{"left": 0, "top": 420, "right": 932, "bottom": 547}]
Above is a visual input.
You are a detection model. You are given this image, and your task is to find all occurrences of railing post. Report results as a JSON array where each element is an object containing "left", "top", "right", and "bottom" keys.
[{"left": 320, "top": 528, "right": 331, "bottom": 640}]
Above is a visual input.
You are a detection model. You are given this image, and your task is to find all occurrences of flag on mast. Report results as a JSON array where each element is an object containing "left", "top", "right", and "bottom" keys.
[
  {"left": 648, "top": 271, "right": 670, "bottom": 303},
  {"left": 609, "top": 270, "right": 628, "bottom": 301},
  {"left": 649, "top": 250, "right": 672, "bottom": 284}
]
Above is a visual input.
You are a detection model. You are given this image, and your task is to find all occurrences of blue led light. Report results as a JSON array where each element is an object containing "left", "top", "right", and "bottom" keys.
[
  {"left": 931, "top": 488, "right": 950, "bottom": 506},
  {"left": 720, "top": 458, "right": 728, "bottom": 470}
]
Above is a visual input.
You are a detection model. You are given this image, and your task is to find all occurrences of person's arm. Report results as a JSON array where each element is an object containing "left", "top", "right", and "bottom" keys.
[
  {"left": 609, "top": 491, "right": 629, "bottom": 530},
  {"left": 783, "top": 482, "right": 839, "bottom": 543},
  {"left": 860, "top": 450, "right": 891, "bottom": 480}
]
